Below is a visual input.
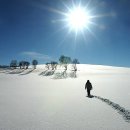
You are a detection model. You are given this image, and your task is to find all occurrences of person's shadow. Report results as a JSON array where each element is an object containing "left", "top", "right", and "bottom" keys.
[
  {"left": 86, "top": 95, "right": 130, "bottom": 122},
  {"left": 86, "top": 95, "right": 94, "bottom": 98}
]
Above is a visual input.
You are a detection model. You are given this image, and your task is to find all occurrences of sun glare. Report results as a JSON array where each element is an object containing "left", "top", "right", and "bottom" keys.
[
  {"left": 67, "top": 7, "right": 90, "bottom": 31},
  {"left": 48, "top": 1, "right": 104, "bottom": 40}
]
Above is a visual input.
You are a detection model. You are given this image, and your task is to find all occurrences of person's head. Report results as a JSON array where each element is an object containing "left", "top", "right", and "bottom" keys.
[{"left": 87, "top": 80, "right": 90, "bottom": 83}]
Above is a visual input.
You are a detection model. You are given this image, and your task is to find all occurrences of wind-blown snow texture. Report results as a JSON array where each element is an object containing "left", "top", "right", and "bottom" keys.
[{"left": 0, "top": 64, "right": 130, "bottom": 130}]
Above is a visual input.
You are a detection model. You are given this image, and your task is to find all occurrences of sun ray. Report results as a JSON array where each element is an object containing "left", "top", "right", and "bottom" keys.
[
  {"left": 57, "top": 29, "right": 72, "bottom": 48},
  {"left": 85, "top": 26, "right": 98, "bottom": 41},
  {"left": 85, "top": 0, "right": 92, "bottom": 8},
  {"left": 81, "top": 29, "right": 87, "bottom": 42},
  {"left": 43, "top": 1, "right": 105, "bottom": 44}
]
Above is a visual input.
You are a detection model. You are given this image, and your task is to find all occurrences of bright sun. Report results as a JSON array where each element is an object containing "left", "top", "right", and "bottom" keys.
[
  {"left": 67, "top": 7, "right": 90, "bottom": 31},
  {"left": 47, "top": 1, "right": 103, "bottom": 39}
]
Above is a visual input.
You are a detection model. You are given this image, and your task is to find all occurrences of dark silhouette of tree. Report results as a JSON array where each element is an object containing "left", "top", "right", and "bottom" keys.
[
  {"left": 59, "top": 55, "right": 65, "bottom": 64},
  {"left": 72, "top": 59, "right": 79, "bottom": 71},
  {"left": 72, "top": 59, "right": 80, "bottom": 64},
  {"left": 32, "top": 60, "right": 38, "bottom": 69},
  {"left": 59, "top": 55, "right": 71, "bottom": 70},
  {"left": 45, "top": 62, "right": 50, "bottom": 70},
  {"left": 25, "top": 61, "right": 30, "bottom": 69},
  {"left": 19, "top": 61, "right": 22, "bottom": 69},
  {"left": 19, "top": 61, "right": 30, "bottom": 69},
  {"left": 69, "top": 59, "right": 79, "bottom": 78},
  {"left": 50, "top": 61, "right": 58, "bottom": 70},
  {"left": 19, "top": 61, "right": 24, "bottom": 69},
  {"left": 10, "top": 60, "right": 17, "bottom": 69}
]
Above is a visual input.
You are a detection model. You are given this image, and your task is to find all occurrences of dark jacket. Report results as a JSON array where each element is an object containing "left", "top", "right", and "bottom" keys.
[{"left": 85, "top": 81, "right": 92, "bottom": 90}]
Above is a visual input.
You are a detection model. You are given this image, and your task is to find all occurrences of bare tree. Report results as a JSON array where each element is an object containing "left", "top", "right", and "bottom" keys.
[
  {"left": 19, "top": 61, "right": 22, "bottom": 69},
  {"left": 45, "top": 62, "right": 51, "bottom": 70},
  {"left": 10, "top": 60, "right": 17, "bottom": 69},
  {"left": 25, "top": 61, "right": 30, "bottom": 69},
  {"left": 50, "top": 61, "right": 58, "bottom": 70},
  {"left": 32, "top": 60, "right": 38, "bottom": 69},
  {"left": 59, "top": 55, "right": 71, "bottom": 70},
  {"left": 72, "top": 59, "right": 79, "bottom": 71},
  {"left": 19, "top": 61, "right": 30, "bottom": 69}
]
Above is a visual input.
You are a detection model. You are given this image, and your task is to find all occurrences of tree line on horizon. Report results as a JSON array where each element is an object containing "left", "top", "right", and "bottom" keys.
[
  {"left": 10, "top": 55, "right": 79, "bottom": 71},
  {"left": 10, "top": 60, "right": 38, "bottom": 69}
]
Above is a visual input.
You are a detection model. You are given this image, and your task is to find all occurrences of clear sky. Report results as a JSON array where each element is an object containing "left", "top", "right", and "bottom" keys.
[{"left": 0, "top": 0, "right": 130, "bottom": 67}]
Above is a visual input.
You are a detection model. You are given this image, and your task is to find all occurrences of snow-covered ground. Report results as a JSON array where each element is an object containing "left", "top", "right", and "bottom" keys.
[{"left": 0, "top": 64, "right": 130, "bottom": 130}]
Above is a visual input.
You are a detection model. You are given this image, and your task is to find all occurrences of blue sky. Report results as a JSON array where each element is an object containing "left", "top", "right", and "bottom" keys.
[{"left": 0, "top": 0, "right": 130, "bottom": 67}]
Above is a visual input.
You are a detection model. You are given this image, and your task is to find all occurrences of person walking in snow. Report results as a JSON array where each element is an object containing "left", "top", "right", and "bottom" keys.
[{"left": 85, "top": 80, "right": 93, "bottom": 97}]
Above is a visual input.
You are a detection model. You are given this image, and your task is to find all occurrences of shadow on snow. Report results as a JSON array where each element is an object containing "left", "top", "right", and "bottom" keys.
[
  {"left": 39, "top": 70, "right": 55, "bottom": 76},
  {"left": 20, "top": 69, "right": 35, "bottom": 75},
  {"left": 0, "top": 68, "right": 77, "bottom": 79},
  {"left": 8, "top": 69, "right": 25, "bottom": 74},
  {"left": 39, "top": 69, "right": 77, "bottom": 79}
]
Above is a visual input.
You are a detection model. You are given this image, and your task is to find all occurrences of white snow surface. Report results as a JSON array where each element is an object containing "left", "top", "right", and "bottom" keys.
[{"left": 0, "top": 64, "right": 130, "bottom": 130}]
